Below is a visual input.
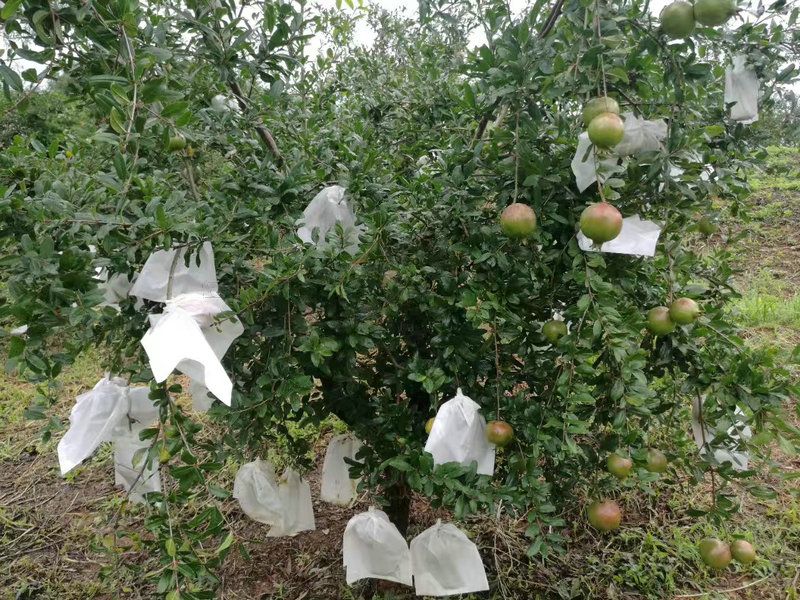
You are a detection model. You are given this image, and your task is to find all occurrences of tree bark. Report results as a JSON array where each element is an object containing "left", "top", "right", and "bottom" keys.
[{"left": 384, "top": 473, "right": 412, "bottom": 536}]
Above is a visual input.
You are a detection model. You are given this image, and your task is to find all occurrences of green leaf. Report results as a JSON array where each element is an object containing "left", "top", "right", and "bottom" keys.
[
  {"left": 0, "top": 64, "right": 22, "bottom": 92},
  {"left": 218, "top": 532, "right": 235, "bottom": 552},
  {"left": 109, "top": 108, "right": 126, "bottom": 135},
  {"left": 0, "top": 0, "right": 24, "bottom": 19}
]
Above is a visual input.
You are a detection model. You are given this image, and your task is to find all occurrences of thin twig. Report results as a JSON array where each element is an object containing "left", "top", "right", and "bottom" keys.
[{"left": 674, "top": 573, "right": 772, "bottom": 598}]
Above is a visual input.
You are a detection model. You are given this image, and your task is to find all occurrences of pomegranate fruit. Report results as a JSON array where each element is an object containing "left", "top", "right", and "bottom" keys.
[
  {"left": 542, "top": 320, "right": 567, "bottom": 343},
  {"left": 500, "top": 203, "right": 537, "bottom": 238},
  {"left": 730, "top": 539, "right": 756, "bottom": 564},
  {"left": 486, "top": 420, "right": 514, "bottom": 447},
  {"left": 580, "top": 202, "right": 623, "bottom": 245},
  {"left": 647, "top": 306, "right": 676, "bottom": 335},
  {"left": 582, "top": 96, "right": 620, "bottom": 127},
  {"left": 607, "top": 453, "right": 633, "bottom": 480},
  {"left": 699, "top": 538, "right": 732, "bottom": 569},
  {"left": 587, "top": 500, "right": 622, "bottom": 532},
  {"left": 660, "top": 1, "right": 696, "bottom": 38},
  {"left": 669, "top": 297, "right": 701, "bottom": 324},
  {"left": 645, "top": 449, "right": 668, "bottom": 473},
  {"left": 588, "top": 112, "right": 625, "bottom": 149}
]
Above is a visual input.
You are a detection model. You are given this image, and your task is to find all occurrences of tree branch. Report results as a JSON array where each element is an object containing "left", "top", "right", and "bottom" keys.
[
  {"left": 228, "top": 80, "right": 284, "bottom": 168},
  {"left": 472, "top": 0, "right": 566, "bottom": 144}
]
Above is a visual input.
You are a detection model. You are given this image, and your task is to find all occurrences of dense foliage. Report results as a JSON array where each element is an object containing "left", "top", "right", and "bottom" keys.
[{"left": 1, "top": 0, "right": 799, "bottom": 596}]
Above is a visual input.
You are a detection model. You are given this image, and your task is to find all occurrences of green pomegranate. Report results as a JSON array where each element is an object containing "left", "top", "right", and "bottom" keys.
[
  {"left": 580, "top": 202, "right": 623, "bottom": 245},
  {"left": 669, "top": 297, "right": 701, "bottom": 324},
  {"left": 607, "top": 453, "right": 633, "bottom": 480},
  {"left": 694, "top": 0, "right": 737, "bottom": 26},
  {"left": 588, "top": 112, "right": 625, "bottom": 149},
  {"left": 660, "top": 1, "right": 696, "bottom": 38},
  {"left": 646, "top": 306, "right": 676, "bottom": 335},
  {"left": 500, "top": 203, "right": 537, "bottom": 239},
  {"left": 582, "top": 96, "right": 620, "bottom": 127},
  {"left": 697, "top": 216, "right": 719, "bottom": 236},
  {"left": 425, "top": 417, "right": 435, "bottom": 435},
  {"left": 168, "top": 133, "right": 186, "bottom": 152},
  {"left": 645, "top": 449, "right": 668, "bottom": 473},
  {"left": 730, "top": 539, "right": 756, "bottom": 564},
  {"left": 699, "top": 538, "right": 732, "bottom": 569},
  {"left": 486, "top": 421, "right": 514, "bottom": 447},
  {"left": 587, "top": 500, "right": 622, "bottom": 532},
  {"left": 542, "top": 320, "right": 568, "bottom": 343}
]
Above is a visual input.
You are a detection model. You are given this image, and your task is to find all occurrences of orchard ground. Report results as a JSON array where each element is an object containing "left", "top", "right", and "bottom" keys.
[{"left": 1, "top": 149, "right": 799, "bottom": 599}]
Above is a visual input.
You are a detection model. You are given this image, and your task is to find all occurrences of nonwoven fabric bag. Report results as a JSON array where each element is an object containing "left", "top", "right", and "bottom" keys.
[
  {"left": 141, "top": 292, "right": 243, "bottom": 406},
  {"left": 321, "top": 433, "right": 363, "bottom": 506},
  {"left": 295, "top": 186, "right": 365, "bottom": 255},
  {"left": 342, "top": 507, "right": 413, "bottom": 586},
  {"left": 57, "top": 376, "right": 131, "bottom": 475},
  {"left": 233, "top": 459, "right": 284, "bottom": 524},
  {"left": 725, "top": 55, "right": 759, "bottom": 124},
  {"left": 233, "top": 461, "right": 316, "bottom": 536},
  {"left": 578, "top": 215, "right": 663, "bottom": 257},
  {"left": 691, "top": 395, "right": 752, "bottom": 471},
  {"left": 613, "top": 113, "right": 667, "bottom": 157},
  {"left": 129, "top": 242, "right": 217, "bottom": 302},
  {"left": 410, "top": 520, "right": 489, "bottom": 597},
  {"left": 424, "top": 388, "right": 495, "bottom": 476},
  {"left": 267, "top": 468, "right": 316, "bottom": 537},
  {"left": 113, "top": 426, "right": 162, "bottom": 503},
  {"left": 571, "top": 132, "right": 618, "bottom": 192}
]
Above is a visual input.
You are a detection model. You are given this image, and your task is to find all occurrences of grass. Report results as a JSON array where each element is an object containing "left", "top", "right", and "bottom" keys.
[{"left": 1, "top": 149, "right": 800, "bottom": 599}]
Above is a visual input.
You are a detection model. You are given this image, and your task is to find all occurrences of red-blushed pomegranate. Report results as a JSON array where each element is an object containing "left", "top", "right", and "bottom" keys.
[
  {"left": 607, "top": 453, "right": 633, "bottom": 480},
  {"left": 500, "top": 203, "right": 537, "bottom": 238},
  {"left": 542, "top": 320, "right": 567, "bottom": 343},
  {"left": 588, "top": 112, "right": 625, "bottom": 149},
  {"left": 669, "top": 297, "right": 701, "bottom": 324},
  {"left": 730, "top": 540, "right": 756, "bottom": 564},
  {"left": 699, "top": 538, "right": 732, "bottom": 568},
  {"left": 582, "top": 97, "right": 620, "bottom": 127},
  {"left": 580, "top": 202, "right": 623, "bottom": 245},
  {"left": 587, "top": 500, "right": 622, "bottom": 532},
  {"left": 646, "top": 306, "right": 675, "bottom": 335},
  {"left": 645, "top": 449, "right": 668, "bottom": 473},
  {"left": 486, "top": 420, "right": 514, "bottom": 447}
]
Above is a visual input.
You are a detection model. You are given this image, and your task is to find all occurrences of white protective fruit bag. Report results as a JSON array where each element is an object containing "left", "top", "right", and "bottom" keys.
[
  {"left": 141, "top": 292, "right": 243, "bottom": 406},
  {"left": 233, "top": 460, "right": 316, "bottom": 536},
  {"left": 342, "top": 507, "right": 413, "bottom": 586},
  {"left": 691, "top": 395, "right": 752, "bottom": 471},
  {"left": 129, "top": 242, "right": 217, "bottom": 302},
  {"left": 113, "top": 425, "right": 162, "bottom": 503},
  {"left": 295, "top": 186, "right": 365, "bottom": 255},
  {"left": 131, "top": 243, "right": 243, "bottom": 409},
  {"left": 578, "top": 215, "right": 663, "bottom": 257},
  {"left": 613, "top": 113, "right": 667, "bottom": 157},
  {"left": 424, "top": 388, "right": 495, "bottom": 476},
  {"left": 321, "top": 433, "right": 363, "bottom": 506},
  {"left": 268, "top": 468, "right": 316, "bottom": 537},
  {"left": 571, "top": 132, "right": 618, "bottom": 192},
  {"left": 232, "top": 459, "right": 283, "bottom": 524},
  {"left": 725, "top": 55, "right": 759, "bottom": 124},
  {"left": 57, "top": 376, "right": 132, "bottom": 475},
  {"left": 410, "top": 520, "right": 489, "bottom": 597}
]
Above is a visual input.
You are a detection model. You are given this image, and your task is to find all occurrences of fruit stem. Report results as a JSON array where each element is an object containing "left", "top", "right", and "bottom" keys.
[{"left": 493, "top": 328, "right": 501, "bottom": 418}]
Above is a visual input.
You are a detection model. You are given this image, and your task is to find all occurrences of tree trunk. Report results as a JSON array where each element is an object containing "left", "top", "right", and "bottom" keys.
[{"left": 384, "top": 473, "right": 412, "bottom": 536}]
